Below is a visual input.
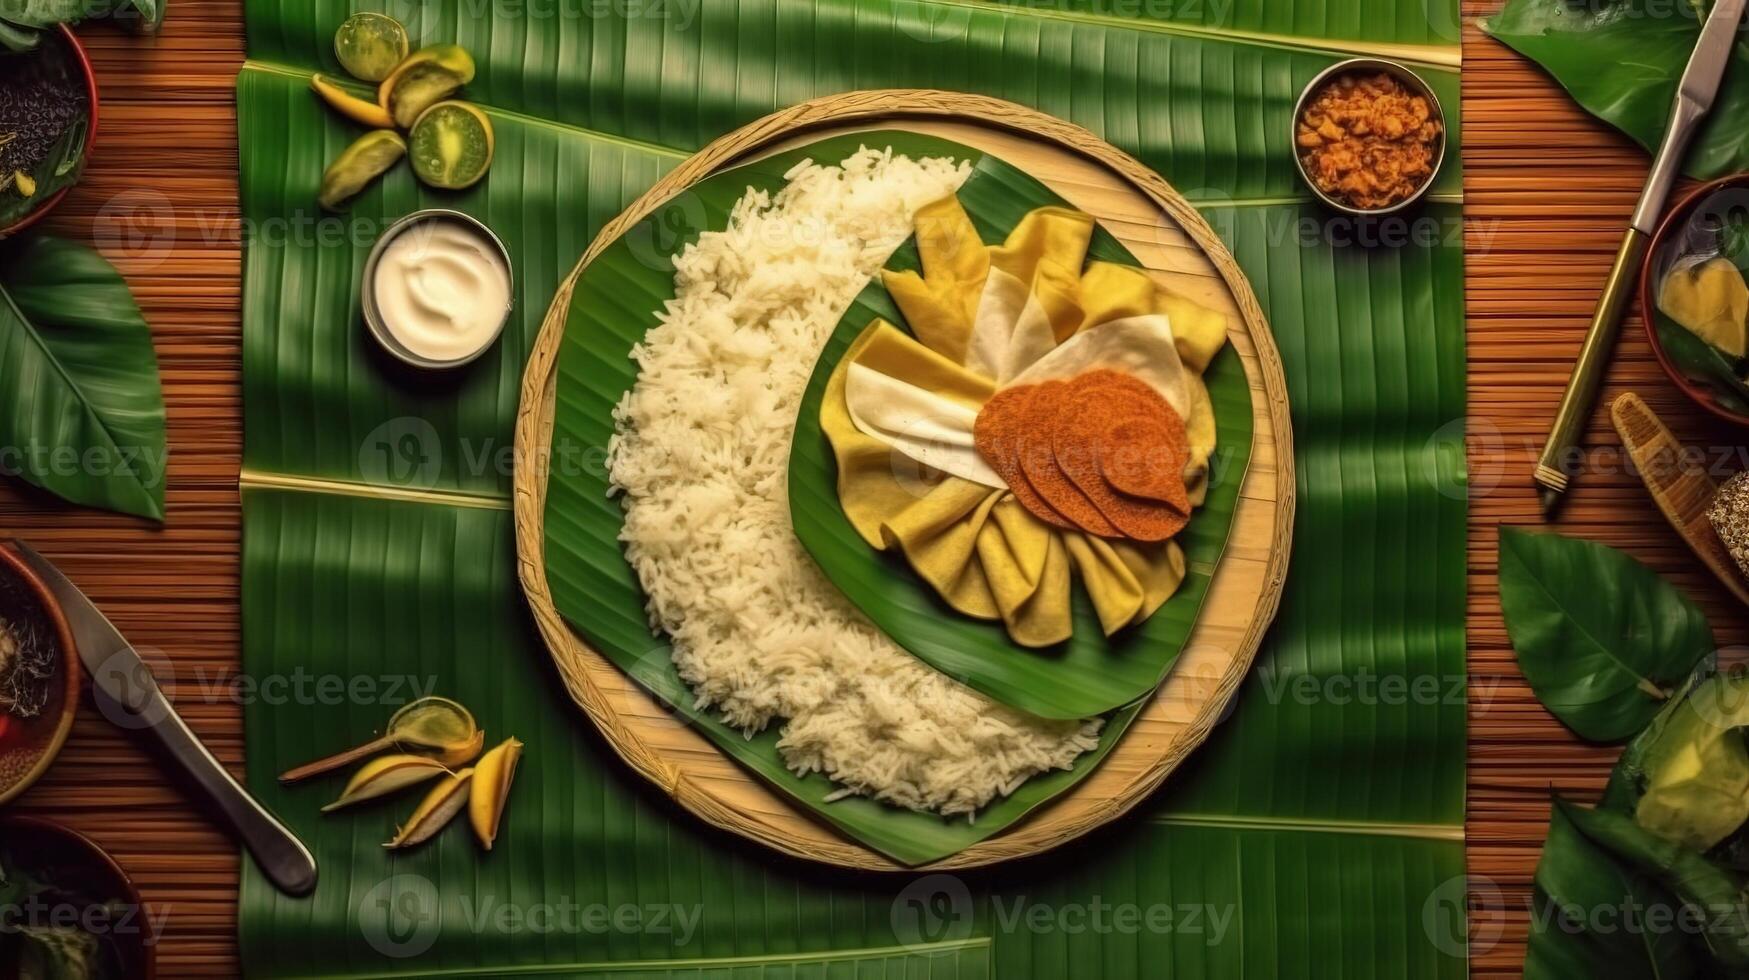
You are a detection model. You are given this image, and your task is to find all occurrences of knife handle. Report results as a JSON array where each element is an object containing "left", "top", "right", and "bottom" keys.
[
  {"left": 1534, "top": 228, "right": 1651, "bottom": 512},
  {"left": 100, "top": 685, "right": 319, "bottom": 896}
]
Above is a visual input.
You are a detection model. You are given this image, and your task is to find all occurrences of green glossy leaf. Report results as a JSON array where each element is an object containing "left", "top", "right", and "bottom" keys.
[
  {"left": 0, "top": 0, "right": 85, "bottom": 29},
  {"left": 1655, "top": 311, "right": 1749, "bottom": 416},
  {"left": 1499, "top": 527, "right": 1715, "bottom": 742},
  {"left": 0, "top": 235, "right": 165, "bottom": 520},
  {"left": 0, "top": 17, "right": 38, "bottom": 52},
  {"left": 1558, "top": 797, "right": 1749, "bottom": 972},
  {"left": 237, "top": 0, "right": 1467, "bottom": 974},
  {"left": 1482, "top": 0, "right": 1749, "bottom": 180},
  {"left": 1526, "top": 801, "right": 1703, "bottom": 980},
  {"left": 543, "top": 130, "right": 1145, "bottom": 863}
]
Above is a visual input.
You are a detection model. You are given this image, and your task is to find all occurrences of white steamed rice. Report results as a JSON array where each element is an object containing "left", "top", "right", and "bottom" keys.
[{"left": 607, "top": 147, "right": 1101, "bottom": 817}]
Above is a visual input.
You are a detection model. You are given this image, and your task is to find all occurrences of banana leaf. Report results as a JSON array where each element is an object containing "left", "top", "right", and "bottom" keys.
[
  {"left": 0, "top": 235, "right": 165, "bottom": 520},
  {"left": 1654, "top": 311, "right": 1749, "bottom": 417},
  {"left": 1483, "top": 0, "right": 1749, "bottom": 180},
  {"left": 542, "top": 130, "right": 1147, "bottom": 862},
  {"left": 1498, "top": 527, "right": 1716, "bottom": 743},
  {"left": 1558, "top": 798, "right": 1749, "bottom": 971},
  {"left": 236, "top": 0, "right": 1467, "bottom": 975},
  {"left": 784, "top": 149, "right": 1252, "bottom": 719},
  {"left": 1526, "top": 801, "right": 1703, "bottom": 980}
]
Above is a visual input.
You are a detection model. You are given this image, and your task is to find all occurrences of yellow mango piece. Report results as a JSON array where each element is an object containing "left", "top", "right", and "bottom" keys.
[
  {"left": 386, "top": 768, "right": 474, "bottom": 850},
  {"left": 469, "top": 736, "right": 523, "bottom": 850},
  {"left": 1660, "top": 257, "right": 1749, "bottom": 358},
  {"left": 322, "top": 755, "right": 448, "bottom": 812},
  {"left": 311, "top": 73, "right": 395, "bottom": 129}
]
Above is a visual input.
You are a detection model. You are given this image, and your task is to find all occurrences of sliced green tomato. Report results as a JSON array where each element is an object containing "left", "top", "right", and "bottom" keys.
[
  {"left": 408, "top": 102, "right": 494, "bottom": 190},
  {"left": 333, "top": 12, "right": 409, "bottom": 83},
  {"left": 379, "top": 45, "right": 476, "bottom": 129},
  {"left": 317, "top": 130, "right": 407, "bottom": 211}
]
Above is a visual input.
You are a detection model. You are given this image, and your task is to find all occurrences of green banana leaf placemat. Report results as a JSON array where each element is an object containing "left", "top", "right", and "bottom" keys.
[{"left": 236, "top": 2, "right": 1467, "bottom": 976}]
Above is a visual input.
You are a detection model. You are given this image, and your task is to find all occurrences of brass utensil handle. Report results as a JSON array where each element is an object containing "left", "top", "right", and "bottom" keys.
[{"left": 1534, "top": 228, "right": 1651, "bottom": 509}]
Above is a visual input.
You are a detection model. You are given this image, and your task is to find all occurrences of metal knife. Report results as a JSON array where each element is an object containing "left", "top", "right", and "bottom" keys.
[
  {"left": 8, "top": 541, "right": 318, "bottom": 897},
  {"left": 1534, "top": 0, "right": 1749, "bottom": 515}
]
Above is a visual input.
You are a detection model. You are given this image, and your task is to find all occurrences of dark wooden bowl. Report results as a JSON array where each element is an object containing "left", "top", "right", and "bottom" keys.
[
  {"left": 1641, "top": 172, "right": 1749, "bottom": 426},
  {"left": 0, "top": 816, "right": 156, "bottom": 980},
  {"left": 0, "top": 543, "right": 81, "bottom": 805},
  {"left": 0, "top": 25, "right": 100, "bottom": 238}
]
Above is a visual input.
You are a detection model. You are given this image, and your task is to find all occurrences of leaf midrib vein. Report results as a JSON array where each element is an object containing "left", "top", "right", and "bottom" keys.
[
  {"left": 297, "top": 936, "right": 991, "bottom": 979},
  {"left": 1502, "top": 535, "right": 1667, "bottom": 701},
  {"left": 950, "top": 0, "right": 1462, "bottom": 68},
  {"left": 0, "top": 280, "right": 156, "bottom": 515}
]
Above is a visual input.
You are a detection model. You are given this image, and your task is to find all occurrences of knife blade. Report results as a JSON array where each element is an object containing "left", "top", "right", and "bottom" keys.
[
  {"left": 8, "top": 541, "right": 318, "bottom": 897},
  {"left": 1534, "top": 0, "right": 1749, "bottom": 514}
]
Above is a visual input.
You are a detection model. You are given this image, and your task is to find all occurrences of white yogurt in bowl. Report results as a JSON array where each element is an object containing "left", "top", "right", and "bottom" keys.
[{"left": 362, "top": 210, "right": 513, "bottom": 369}]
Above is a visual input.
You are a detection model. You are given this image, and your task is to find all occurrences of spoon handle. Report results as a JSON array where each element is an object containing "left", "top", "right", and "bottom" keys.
[
  {"left": 279, "top": 735, "right": 393, "bottom": 784},
  {"left": 96, "top": 684, "right": 319, "bottom": 897}
]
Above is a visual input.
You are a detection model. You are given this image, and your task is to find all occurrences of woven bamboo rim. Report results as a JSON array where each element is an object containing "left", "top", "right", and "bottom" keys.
[{"left": 514, "top": 90, "right": 1296, "bottom": 870}]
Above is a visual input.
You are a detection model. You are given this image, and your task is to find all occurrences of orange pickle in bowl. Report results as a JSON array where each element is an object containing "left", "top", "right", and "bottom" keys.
[{"left": 1297, "top": 70, "right": 1443, "bottom": 212}]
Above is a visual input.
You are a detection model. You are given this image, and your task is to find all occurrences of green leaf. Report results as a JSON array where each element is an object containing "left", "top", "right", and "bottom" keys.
[
  {"left": 109, "top": 0, "right": 163, "bottom": 34},
  {"left": 0, "top": 236, "right": 166, "bottom": 521},
  {"left": 235, "top": 0, "right": 1468, "bottom": 973},
  {"left": 1654, "top": 311, "right": 1749, "bottom": 416},
  {"left": 1558, "top": 797, "right": 1749, "bottom": 972},
  {"left": 1526, "top": 801, "right": 1704, "bottom": 980},
  {"left": 0, "top": 0, "right": 87, "bottom": 29},
  {"left": 785, "top": 152, "right": 1252, "bottom": 720},
  {"left": 1498, "top": 527, "right": 1715, "bottom": 742},
  {"left": 1482, "top": 0, "right": 1749, "bottom": 180},
  {"left": 0, "top": 17, "right": 38, "bottom": 51},
  {"left": 1602, "top": 665, "right": 1721, "bottom": 813},
  {"left": 543, "top": 130, "right": 1145, "bottom": 862}
]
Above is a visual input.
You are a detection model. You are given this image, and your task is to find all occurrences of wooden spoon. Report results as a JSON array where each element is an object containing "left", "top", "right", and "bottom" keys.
[{"left": 1610, "top": 391, "right": 1749, "bottom": 607}]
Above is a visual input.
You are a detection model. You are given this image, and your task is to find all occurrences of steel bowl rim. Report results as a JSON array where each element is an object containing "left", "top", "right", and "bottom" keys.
[
  {"left": 360, "top": 208, "right": 516, "bottom": 371},
  {"left": 1290, "top": 56, "right": 1447, "bottom": 218}
]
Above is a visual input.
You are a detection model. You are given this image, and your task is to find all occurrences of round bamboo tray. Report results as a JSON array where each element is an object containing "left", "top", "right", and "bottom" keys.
[{"left": 514, "top": 90, "right": 1295, "bottom": 871}]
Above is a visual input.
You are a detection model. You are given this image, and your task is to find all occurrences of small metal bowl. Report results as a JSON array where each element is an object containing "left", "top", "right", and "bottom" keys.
[
  {"left": 361, "top": 209, "right": 515, "bottom": 370},
  {"left": 1291, "top": 57, "right": 1447, "bottom": 217}
]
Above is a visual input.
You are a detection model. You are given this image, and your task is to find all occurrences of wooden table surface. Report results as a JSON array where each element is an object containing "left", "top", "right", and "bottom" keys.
[{"left": 5, "top": 2, "right": 1740, "bottom": 976}]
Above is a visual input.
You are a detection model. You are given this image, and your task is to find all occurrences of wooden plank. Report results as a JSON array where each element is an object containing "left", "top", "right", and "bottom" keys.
[
  {"left": 1463, "top": 2, "right": 1749, "bottom": 975},
  {"left": 3, "top": 0, "right": 1732, "bottom": 974},
  {"left": 3, "top": 5, "right": 247, "bottom": 977}
]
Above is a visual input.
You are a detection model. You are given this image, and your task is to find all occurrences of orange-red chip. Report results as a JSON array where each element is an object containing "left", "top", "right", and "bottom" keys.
[
  {"left": 972, "top": 386, "right": 1078, "bottom": 532},
  {"left": 1050, "top": 373, "right": 1190, "bottom": 542},
  {"left": 973, "top": 370, "right": 1194, "bottom": 542},
  {"left": 1015, "top": 381, "right": 1119, "bottom": 537},
  {"left": 1069, "top": 372, "right": 1191, "bottom": 508}
]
